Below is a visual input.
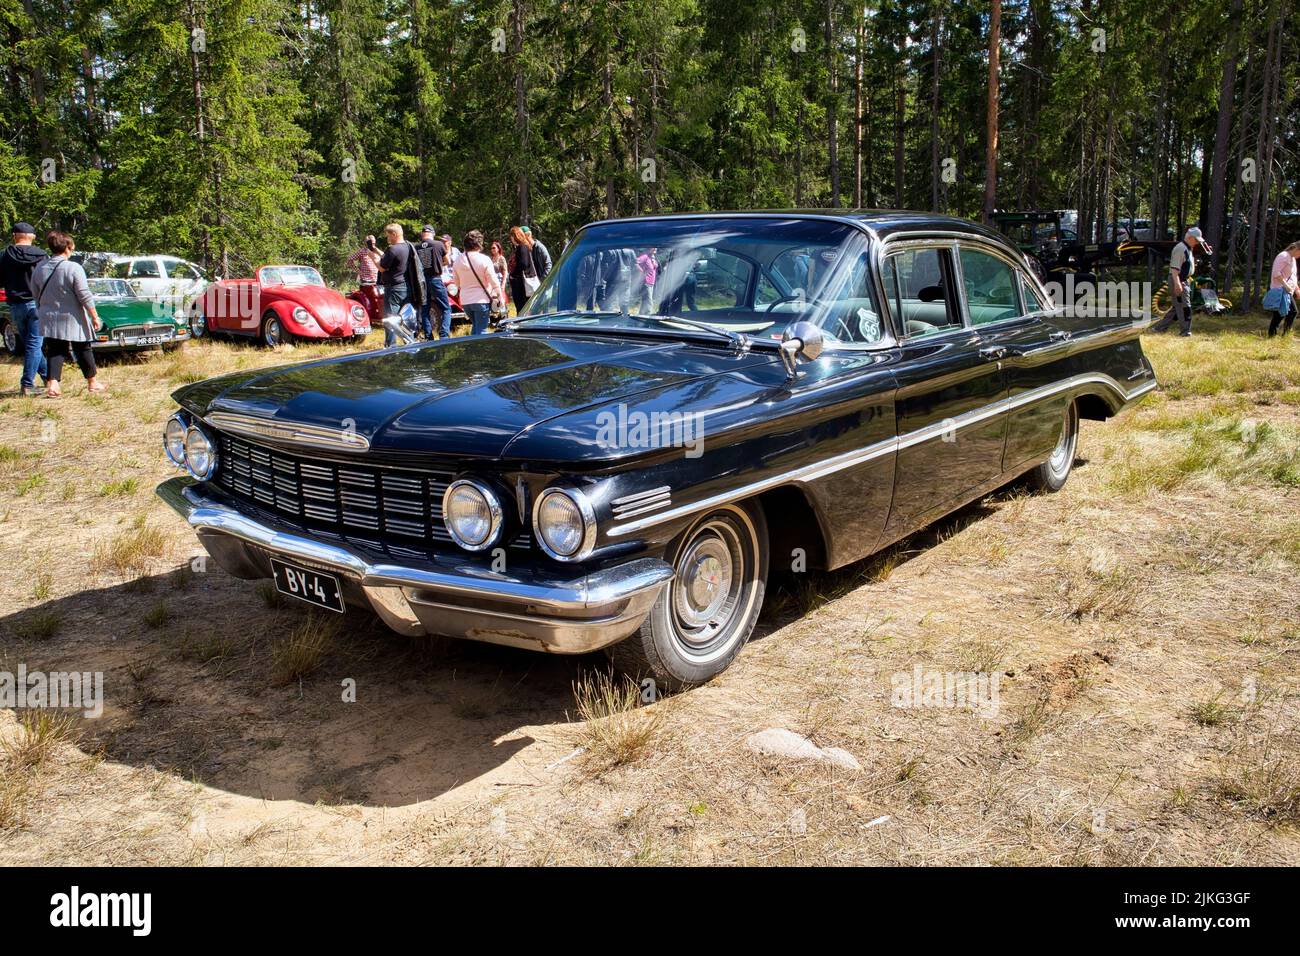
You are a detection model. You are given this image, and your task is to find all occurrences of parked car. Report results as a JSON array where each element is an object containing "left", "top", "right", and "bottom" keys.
[
  {"left": 197, "top": 264, "right": 372, "bottom": 346},
  {"left": 0, "top": 290, "right": 16, "bottom": 355},
  {"left": 157, "top": 212, "right": 1156, "bottom": 689},
  {"left": 104, "top": 255, "right": 209, "bottom": 304},
  {"left": 86, "top": 277, "right": 191, "bottom": 352}
]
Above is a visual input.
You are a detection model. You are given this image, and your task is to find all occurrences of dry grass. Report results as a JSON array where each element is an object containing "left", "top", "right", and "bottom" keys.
[
  {"left": 270, "top": 614, "right": 339, "bottom": 686},
  {"left": 91, "top": 515, "right": 171, "bottom": 579},
  {"left": 571, "top": 670, "right": 666, "bottom": 773},
  {"left": 0, "top": 710, "right": 80, "bottom": 829}
]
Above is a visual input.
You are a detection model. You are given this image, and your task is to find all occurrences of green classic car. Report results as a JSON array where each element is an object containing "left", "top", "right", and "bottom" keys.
[{"left": 87, "top": 278, "right": 192, "bottom": 352}]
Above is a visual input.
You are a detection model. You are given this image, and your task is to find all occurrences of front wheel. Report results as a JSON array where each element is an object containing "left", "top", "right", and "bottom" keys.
[
  {"left": 1, "top": 321, "right": 17, "bottom": 355},
  {"left": 609, "top": 501, "right": 768, "bottom": 691},
  {"left": 260, "top": 311, "right": 284, "bottom": 347},
  {"left": 1026, "top": 400, "right": 1079, "bottom": 492}
]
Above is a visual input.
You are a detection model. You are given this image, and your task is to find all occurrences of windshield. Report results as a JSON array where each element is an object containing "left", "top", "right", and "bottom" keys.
[
  {"left": 260, "top": 265, "right": 324, "bottom": 287},
  {"left": 88, "top": 278, "right": 133, "bottom": 298},
  {"left": 519, "top": 216, "right": 885, "bottom": 345}
]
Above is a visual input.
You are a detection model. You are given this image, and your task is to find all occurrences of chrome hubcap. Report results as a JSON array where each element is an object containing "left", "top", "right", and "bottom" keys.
[
  {"left": 672, "top": 519, "right": 744, "bottom": 649},
  {"left": 1048, "top": 406, "right": 1077, "bottom": 474}
]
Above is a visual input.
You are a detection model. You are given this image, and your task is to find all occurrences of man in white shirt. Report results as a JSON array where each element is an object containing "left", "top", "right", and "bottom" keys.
[{"left": 451, "top": 230, "right": 504, "bottom": 335}]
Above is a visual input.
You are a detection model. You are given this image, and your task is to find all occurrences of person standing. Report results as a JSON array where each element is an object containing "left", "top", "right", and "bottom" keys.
[
  {"left": 489, "top": 240, "right": 509, "bottom": 308},
  {"left": 345, "top": 235, "right": 382, "bottom": 326},
  {"left": 522, "top": 225, "right": 552, "bottom": 280},
  {"left": 1151, "top": 227, "right": 1207, "bottom": 337},
  {"left": 508, "top": 225, "right": 539, "bottom": 310},
  {"left": 1264, "top": 241, "right": 1300, "bottom": 337},
  {"left": 453, "top": 230, "right": 505, "bottom": 336},
  {"left": 636, "top": 246, "right": 659, "bottom": 314},
  {"left": 29, "top": 231, "right": 103, "bottom": 397},
  {"left": 377, "top": 223, "right": 425, "bottom": 347},
  {"left": 416, "top": 225, "right": 451, "bottom": 339},
  {"left": 0, "top": 221, "right": 49, "bottom": 395}
]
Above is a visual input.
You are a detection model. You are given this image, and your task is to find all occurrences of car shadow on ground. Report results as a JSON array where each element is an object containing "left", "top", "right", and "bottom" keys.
[
  {"left": 1, "top": 568, "right": 590, "bottom": 808},
  {"left": 1, "top": 462, "right": 1080, "bottom": 808}
]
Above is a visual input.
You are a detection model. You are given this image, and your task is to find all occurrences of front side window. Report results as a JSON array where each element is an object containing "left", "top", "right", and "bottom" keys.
[
  {"left": 882, "top": 247, "right": 962, "bottom": 339},
  {"left": 129, "top": 258, "right": 161, "bottom": 278},
  {"left": 958, "top": 247, "right": 1021, "bottom": 326}
]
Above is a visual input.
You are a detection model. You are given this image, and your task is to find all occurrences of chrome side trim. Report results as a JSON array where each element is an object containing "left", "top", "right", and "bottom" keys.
[
  {"left": 205, "top": 411, "right": 371, "bottom": 452},
  {"left": 607, "top": 372, "right": 1155, "bottom": 537}
]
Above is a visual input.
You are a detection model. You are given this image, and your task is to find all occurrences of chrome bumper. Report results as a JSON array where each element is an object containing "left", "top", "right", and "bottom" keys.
[{"left": 156, "top": 477, "right": 672, "bottom": 653}]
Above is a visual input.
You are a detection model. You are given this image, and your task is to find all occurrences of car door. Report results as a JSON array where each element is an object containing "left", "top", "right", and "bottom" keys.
[
  {"left": 881, "top": 241, "right": 1009, "bottom": 537},
  {"left": 962, "top": 249, "right": 1080, "bottom": 473}
]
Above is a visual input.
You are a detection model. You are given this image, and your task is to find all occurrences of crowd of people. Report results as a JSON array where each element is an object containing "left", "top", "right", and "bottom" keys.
[{"left": 345, "top": 223, "right": 554, "bottom": 345}]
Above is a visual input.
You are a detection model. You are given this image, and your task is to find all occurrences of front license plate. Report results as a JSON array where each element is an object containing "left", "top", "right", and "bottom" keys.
[{"left": 270, "top": 558, "right": 345, "bottom": 613}]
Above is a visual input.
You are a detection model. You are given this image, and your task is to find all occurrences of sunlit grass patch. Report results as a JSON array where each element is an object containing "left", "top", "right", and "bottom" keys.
[
  {"left": 572, "top": 670, "right": 666, "bottom": 773},
  {"left": 91, "top": 516, "right": 170, "bottom": 578}
]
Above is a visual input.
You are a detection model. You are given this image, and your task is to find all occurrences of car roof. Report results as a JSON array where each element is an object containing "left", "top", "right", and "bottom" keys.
[{"left": 582, "top": 209, "right": 1012, "bottom": 246}]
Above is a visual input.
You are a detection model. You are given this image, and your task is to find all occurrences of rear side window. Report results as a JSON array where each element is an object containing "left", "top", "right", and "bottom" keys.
[
  {"left": 1020, "top": 272, "right": 1050, "bottom": 313},
  {"left": 882, "top": 247, "right": 962, "bottom": 339},
  {"left": 958, "top": 247, "right": 1021, "bottom": 326}
]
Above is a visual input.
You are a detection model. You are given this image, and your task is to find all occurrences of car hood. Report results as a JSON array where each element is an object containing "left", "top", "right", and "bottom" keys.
[
  {"left": 174, "top": 332, "right": 778, "bottom": 461},
  {"left": 267, "top": 284, "right": 350, "bottom": 328}
]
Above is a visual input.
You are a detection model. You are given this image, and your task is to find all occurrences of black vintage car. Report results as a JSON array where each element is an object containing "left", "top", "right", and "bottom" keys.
[{"left": 157, "top": 212, "right": 1156, "bottom": 688}]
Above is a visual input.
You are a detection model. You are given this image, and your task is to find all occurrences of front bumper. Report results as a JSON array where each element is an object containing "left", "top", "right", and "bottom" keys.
[
  {"left": 156, "top": 477, "right": 671, "bottom": 653},
  {"left": 95, "top": 326, "right": 192, "bottom": 350}
]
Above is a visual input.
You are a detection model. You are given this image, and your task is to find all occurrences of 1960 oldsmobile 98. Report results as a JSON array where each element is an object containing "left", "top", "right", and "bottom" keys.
[{"left": 156, "top": 212, "right": 1156, "bottom": 688}]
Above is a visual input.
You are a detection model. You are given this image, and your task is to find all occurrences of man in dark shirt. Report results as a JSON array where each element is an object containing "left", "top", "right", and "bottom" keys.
[
  {"left": 0, "top": 221, "right": 49, "bottom": 394},
  {"left": 415, "top": 224, "right": 451, "bottom": 339},
  {"left": 522, "top": 226, "right": 552, "bottom": 280},
  {"left": 378, "top": 223, "right": 425, "bottom": 347}
]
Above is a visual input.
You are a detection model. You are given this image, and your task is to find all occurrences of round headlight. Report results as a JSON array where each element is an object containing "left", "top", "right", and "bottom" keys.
[
  {"left": 293, "top": 307, "right": 311, "bottom": 322},
  {"left": 164, "top": 414, "right": 188, "bottom": 467},
  {"left": 183, "top": 424, "right": 218, "bottom": 480},
  {"left": 351, "top": 304, "right": 366, "bottom": 321},
  {"left": 533, "top": 488, "right": 596, "bottom": 561},
  {"left": 443, "top": 479, "right": 503, "bottom": 551}
]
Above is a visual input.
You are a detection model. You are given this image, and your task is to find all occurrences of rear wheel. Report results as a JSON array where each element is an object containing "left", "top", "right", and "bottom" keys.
[
  {"left": 2, "top": 321, "right": 17, "bottom": 355},
  {"left": 1026, "top": 401, "right": 1079, "bottom": 492},
  {"left": 609, "top": 501, "right": 768, "bottom": 691},
  {"left": 260, "top": 311, "right": 283, "bottom": 347}
]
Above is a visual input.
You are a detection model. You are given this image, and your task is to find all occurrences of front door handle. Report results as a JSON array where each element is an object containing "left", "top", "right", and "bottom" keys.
[
  {"left": 979, "top": 346, "right": 1007, "bottom": 361},
  {"left": 1049, "top": 329, "right": 1072, "bottom": 342}
]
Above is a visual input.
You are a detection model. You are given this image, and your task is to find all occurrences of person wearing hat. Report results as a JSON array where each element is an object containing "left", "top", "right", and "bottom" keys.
[
  {"left": 415, "top": 224, "right": 450, "bottom": 339},
  {"left": 1151, "top": 226, "right": 1209, "bottom": 337},
  {"left": 0, "top": 221, "right": 49, "bottom": 395}
]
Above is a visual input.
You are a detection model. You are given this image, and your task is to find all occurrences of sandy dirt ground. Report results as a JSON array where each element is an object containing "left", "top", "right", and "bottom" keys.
[{"left": 1, "top": 317, "right": 1297, "bottom": 865}]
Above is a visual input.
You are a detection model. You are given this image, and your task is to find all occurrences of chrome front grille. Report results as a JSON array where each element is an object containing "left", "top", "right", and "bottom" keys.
[{"left": 212, "top": 432, "right": 509, "bottom": 550}]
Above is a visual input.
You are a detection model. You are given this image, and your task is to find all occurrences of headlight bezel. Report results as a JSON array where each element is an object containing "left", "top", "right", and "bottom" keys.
[
  {"left": 532, "top": 486, "right": 597, "bottom": 562},
  {"left": 350, "top": 304, "right": 367, "bottom": 322},
  {"left": 164, "top": 412, "right": 189, "bottom": 468},
  {"left": 442, "top": 478, "right": 504, "bottom": 552},
  {"left": 183, "top": 422, "right": 219, "bottom": 481}
]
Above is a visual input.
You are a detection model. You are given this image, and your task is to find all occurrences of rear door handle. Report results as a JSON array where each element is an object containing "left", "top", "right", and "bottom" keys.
[
  {"left": 979, "top": 346, "right": 1007, "bottom": 361},
  {"left": 1049, "top": 330, "right": 1072, "bottom": 342}
]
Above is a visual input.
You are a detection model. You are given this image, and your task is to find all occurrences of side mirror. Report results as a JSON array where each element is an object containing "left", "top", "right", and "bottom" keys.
[{"left": 779, "top": 321, "right": 824, "bottom": 379}]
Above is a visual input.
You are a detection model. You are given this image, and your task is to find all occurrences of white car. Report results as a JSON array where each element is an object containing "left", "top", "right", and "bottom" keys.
[{"left": 104, "top": 255, "right": 209, "bottom": 304}]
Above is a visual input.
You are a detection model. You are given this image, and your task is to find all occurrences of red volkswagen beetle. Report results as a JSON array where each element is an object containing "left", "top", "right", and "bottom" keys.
[{"left": 196, "top": 265, "right": 372, "bottom": 347}]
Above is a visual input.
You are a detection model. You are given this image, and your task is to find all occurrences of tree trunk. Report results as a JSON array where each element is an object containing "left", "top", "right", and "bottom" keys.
[
  {"left": 825, "top": 0, "right": 840, "bottom": 207},
  {"left": 982, "top": 0, "right": 1001, "bottom": 224},
  {"left": 512, "top": 0, "right": 530, "bottom": 222}
]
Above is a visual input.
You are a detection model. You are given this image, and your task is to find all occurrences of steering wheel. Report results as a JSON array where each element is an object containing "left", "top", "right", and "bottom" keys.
[{"left": 763, "top": 294, "right": 806, "bottom": 314}]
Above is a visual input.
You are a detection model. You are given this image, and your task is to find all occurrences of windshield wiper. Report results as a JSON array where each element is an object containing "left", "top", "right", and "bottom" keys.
[{"left": 501, "top": 310, "right": 750, "bottom": 352}]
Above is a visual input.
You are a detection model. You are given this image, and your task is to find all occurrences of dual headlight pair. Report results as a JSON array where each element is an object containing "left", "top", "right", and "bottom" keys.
[
  {"left": 444, "top": 479, "right": 595, "bottom": 562},
  {"left": 164, "top": 413, "right": 218, "bottom": 480}
]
